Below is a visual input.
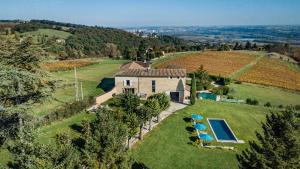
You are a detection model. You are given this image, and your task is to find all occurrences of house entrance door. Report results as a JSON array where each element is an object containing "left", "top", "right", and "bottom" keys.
[{"left": 123, "top": 88, "right": 135, "bottom": 94}]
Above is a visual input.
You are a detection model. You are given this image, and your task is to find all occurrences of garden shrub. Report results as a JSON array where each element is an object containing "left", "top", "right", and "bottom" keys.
[
  {"left": 222, "top": 86, "right": 230, "bottom": 95},
  {"left": 246, "top": 98, "right": 259, "bottom": 105},
  {"left": 227, "top": 95, "right": 234, "bottom": 99},
  {"left": 212, "top": 86, "right": 230, "bottom": 95},
  {"left": 264, "top": 102, "right": 272, "bottom": 107},
  {"left": 42, "top": 96, "right": 95, "bottom": 125},
  {"left": 210, "top": 75, "right": 232, "bottom": 85},
  {"left": 294, "top": 105, "right": 300, "bottom": 111}
]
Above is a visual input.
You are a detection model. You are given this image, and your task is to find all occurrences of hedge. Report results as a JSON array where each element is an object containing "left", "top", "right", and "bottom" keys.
[{"left": 41, "top": 96, "right": 95, "bottom": 125}]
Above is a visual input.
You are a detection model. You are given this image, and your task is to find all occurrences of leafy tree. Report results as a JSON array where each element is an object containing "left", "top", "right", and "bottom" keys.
[
  {"left": 2, "top": 38, "right": 43, "bottom": 72},
  {"left": 148, "top": 93, "right": 170, "bottom": 118},
  {"left": 0, "top": 38, "right": 54, "bottom": 106},
  {"left": 136, "top": 106, "right": 152, "bottom": 140},
  {"left": 9, "top": 122, "right": 54, "bottom": 169},
  {"left": 145, "top": 98, "right": 160, "bottom": 130},
  {"left": 52, "top": 132, "right": 81, "bottom": 168},
  {"left": 0, "top": 110, "right": 21, "bottom": 146},
  {"left": 82, "top": 108, "right": 130, "bottom": 168},
  {"left": 124, "top": 46, "right": 137, "bottom": 60},
  {"left": 117, "top": 93, "right": 140, "bottom": 114},
  {"left": 190, "top": 73, "right": 196, "bottom": 105},
  {"left": 124, "top": 113, "right": 139, "bottom": 149},
  {"left": 194, "top": 65, "right": 211, "bottom": 90},
  {"left": 137, "top": 40, "right": 147, "bottom": 61},
  {"left": 245, "top": 41, "right": 252, "bottom": 50},
  {"left": 103, "top": 43, "right": 121, "bottom": 58},
  {"left": 237, "top": 108, "right": 300, "bottom": 169}
]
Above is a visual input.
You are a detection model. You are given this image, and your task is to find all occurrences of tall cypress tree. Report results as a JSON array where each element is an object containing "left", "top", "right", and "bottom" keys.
[
  {"left": 236, "top": 108, "right": 300, "bottom": 169},
  {"left": 190, "top": 73, "right": 196, "bottom": 105}
]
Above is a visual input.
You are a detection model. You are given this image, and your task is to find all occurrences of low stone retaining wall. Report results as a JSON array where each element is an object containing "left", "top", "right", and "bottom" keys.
[{"left": 95, "top": 87, "right": 116, "bottom": 105}]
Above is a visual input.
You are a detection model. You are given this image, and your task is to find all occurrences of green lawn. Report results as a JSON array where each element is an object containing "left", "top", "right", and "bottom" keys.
[
  {"left": 30, "top": 59, "right": 127, "bottom": 116},
  {"left": 131, "top": 101, "right": 270, "bottom": 169},
  {"left": 0, "top": 147, "right": 12, "bottom": 166},
  {"left": 21, "top": 28, "right": 72, "bottom": 39},
  {"left": 229, "top": 83, "right": 300, "bottom": 106}
]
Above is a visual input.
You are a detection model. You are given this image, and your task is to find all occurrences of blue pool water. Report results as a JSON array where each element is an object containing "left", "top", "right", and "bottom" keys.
[
  {"left": 198, "top": 92, "right": 217, "bottom": 100},
  {"left": 208, "top": 119, "right": 237, "bottom": 142}
]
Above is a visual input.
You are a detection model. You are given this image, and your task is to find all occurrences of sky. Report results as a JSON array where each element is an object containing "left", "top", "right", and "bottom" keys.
[{"left": 1, "top": 0, "right": 300, "bottom": 27}]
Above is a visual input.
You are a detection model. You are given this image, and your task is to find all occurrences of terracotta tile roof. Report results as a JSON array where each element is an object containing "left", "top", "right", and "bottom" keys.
[
  {"left": 120, "top": 61, "right": 150, "bottom": 70},
  {"left": 116, "top": 69, "right": 186, "bottom": 77}
]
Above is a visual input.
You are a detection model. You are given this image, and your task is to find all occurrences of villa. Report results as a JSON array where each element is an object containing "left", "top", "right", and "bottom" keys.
[{"left": 115, "top": 62, "right": 188, "bottom": 102}]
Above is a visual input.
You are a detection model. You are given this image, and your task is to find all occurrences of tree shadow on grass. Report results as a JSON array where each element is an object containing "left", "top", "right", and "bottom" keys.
[
  {"left": 189, "top": 136, "right": 198, "bottom": 142},
  {"left": 183, "top": 117, "right": 192, "bottom": 123},
  {"left": 72, "top": 137, "right": 85, "bottom": 149},
  {"left": 131, "top": 162, "right": 149, "bottom": 169},
  {"left": 186, "top": 126, "right": 194, "bottom": 133},
  {"left": 69, "top": 124, "right": 83, "bottom": 133}
]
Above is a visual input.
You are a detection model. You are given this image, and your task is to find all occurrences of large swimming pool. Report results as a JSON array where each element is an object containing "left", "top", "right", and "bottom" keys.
[{"left": 207, "top": 118, "right": 238, "bottom": 142}]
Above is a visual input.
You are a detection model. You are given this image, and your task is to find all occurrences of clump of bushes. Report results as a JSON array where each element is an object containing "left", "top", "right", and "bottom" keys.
[
  {"left": 211, "top": 86, "right": 230, "bottom": 95},
  {"left": 148, "top": 93, "right": 170, "bottom": 111},
  {"left": 42, "top": 96, "right": 95, "bottom": 125},
  {"left": 210, "top": 75, "right": 232, "bottom": 86},
  {"left": 227, "top": 95, "right": 234, "bottom": 99},
  {"left": 246, "top": 98, "right": 259, "bottom": 105},
  {"left": 264, "top": 102, "right": 272, "bottom": 107},
  {"left": 294, "top": 105, "right": 300, "bottom": 111}
]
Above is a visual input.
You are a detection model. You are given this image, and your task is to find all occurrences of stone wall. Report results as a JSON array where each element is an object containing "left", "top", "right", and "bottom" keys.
[
  {"left": 115, "top": 76, "right": 186, "bottom": 102},
  {"left": 95, "top": 87, "right": 117, "bottom": 105}
]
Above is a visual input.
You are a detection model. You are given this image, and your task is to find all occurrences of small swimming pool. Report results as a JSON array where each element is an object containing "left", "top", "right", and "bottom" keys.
[
  {"left": 197, "top": 92, "right": 217, "bottom": 100},
  {"left": 207, "top": 118, "right": 238, "bottom": 142}
]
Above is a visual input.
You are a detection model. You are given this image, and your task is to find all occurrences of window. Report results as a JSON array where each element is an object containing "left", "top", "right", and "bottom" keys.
[
  {"left": 152, "top": 80, "right": 156, "bottom": 93},
  {"left": 126, "top": 80, "right": 130, "bottom": 86}
]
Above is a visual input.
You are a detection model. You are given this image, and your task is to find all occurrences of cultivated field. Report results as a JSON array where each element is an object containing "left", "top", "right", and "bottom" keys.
[
  {"left": 42, "top": 59, "right": 97, "bottom": 72},
  {"left": 156, "top": 51, "right": 257, "bottom": 76},
  {"left": 237, "top": 58, "right": 300, "bottom": 91}
]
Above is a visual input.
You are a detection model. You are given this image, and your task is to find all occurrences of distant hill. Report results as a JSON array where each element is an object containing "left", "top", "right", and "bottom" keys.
[{"left": 9, "top": 20, "right": 194, "bottom": 60}]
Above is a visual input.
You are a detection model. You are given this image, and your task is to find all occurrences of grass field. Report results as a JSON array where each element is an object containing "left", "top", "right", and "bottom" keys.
[
  {"left": 131, "top": 80, "right": 300, "bottom": 169},
  {"left": 229, "top": 83, "right": 300, "bottom": 106},
  {"left": 156, "top": 51, "right": 257, "bottom": 76},
  {"left": 237, "top": 58, "right": 300, "bottom": 91},
  {"left": 132, "top": 101, "right": 270, "bottom": 169},
  {"left": 31, "top": 59, "right": 127, "bottom": 116},
  {"left": 21, "top": 28, "right": 72, "bottom": 39}
]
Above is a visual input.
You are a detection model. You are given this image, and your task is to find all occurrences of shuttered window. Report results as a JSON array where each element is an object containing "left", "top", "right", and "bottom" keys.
[{"left": 152, "top": 80, "right": 156, "bottom": 93}]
